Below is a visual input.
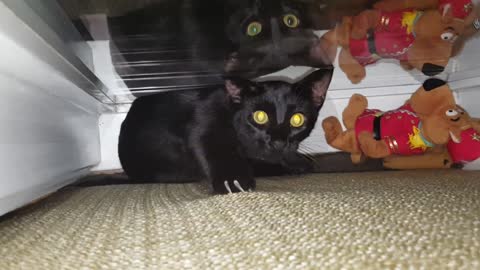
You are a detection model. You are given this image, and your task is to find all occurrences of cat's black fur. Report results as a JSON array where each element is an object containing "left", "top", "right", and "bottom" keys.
[
  {"left": 110, "top": 0, "right": 334, "bottom": 80},
  {"left": 118, "top": 69, "right": 333, "bottom": 193}
]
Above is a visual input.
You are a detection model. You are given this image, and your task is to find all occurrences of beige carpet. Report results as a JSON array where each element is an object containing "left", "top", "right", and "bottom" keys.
[{"left": 1, "top": 171, "right": 479, "bottom": 269}]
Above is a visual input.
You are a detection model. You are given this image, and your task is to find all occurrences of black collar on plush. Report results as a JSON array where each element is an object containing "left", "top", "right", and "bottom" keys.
[
  {"left": 373, "top": 113, "right": 383, "bottom": 141},
  {"left": 367, "top": 29, "right": 377, "bottom": 56}
]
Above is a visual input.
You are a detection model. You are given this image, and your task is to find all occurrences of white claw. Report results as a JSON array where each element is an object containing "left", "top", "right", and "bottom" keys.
[
  {"left": 248, "top": 188, "right": 253, "bottom": 192},
  {"left": 224, "top": 181, "right": 233, "bottom": 194},
  {"left": 233, "top": 180, "right": 246, "bottom": 192}
]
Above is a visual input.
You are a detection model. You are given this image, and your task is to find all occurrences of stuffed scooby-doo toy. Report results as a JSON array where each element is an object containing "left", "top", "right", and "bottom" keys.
[
  {"left": 383, "top": 115, "right": 480, "bottom": 169},
  {"left": 321, "top": 6, "right": 466, "bottom": 83},
  {"left": 373, "top": 0, "right": 480, "bottom": 56},
  {"left": 322, "top": 78, "right": 469, "bottom": 164}
]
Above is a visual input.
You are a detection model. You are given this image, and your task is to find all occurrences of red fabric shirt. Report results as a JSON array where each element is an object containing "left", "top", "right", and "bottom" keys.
[
  {"left": 354, "top": 104, "right": 429, "bottom": 155},
  {"left": 447, "top": 128, "right": 480, "bottom": 163},
  {"left": 438, "top": 0, "right": 473, "bottom": 19},
  {"left": 349, "top": 10, "right": 416, "bottom": 66}
]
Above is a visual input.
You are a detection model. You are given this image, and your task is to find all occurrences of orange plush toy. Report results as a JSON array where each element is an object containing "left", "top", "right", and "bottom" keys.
[
  {"left": 322, "top": 78, "right": 469, "bottom": 164},
  {"left": 321, "top": 7, "right": 466, "bottom": 83},
  {"left": 373, "top": 0, "right": 480, "bottom": 56},
  {"left": 381, "top": 120, "right": 480, "bottom": 170},
  {"left": 382, "top": 109, "right": 479, "bottom": 169}
]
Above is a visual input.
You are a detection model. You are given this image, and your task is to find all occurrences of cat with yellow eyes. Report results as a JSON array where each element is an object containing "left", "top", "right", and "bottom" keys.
[
  {"left": 118, "top": 69, "right": 333, "bottom": 194},
  {"left": 109, "top": 0, "right": 334, "bottom": 96}
]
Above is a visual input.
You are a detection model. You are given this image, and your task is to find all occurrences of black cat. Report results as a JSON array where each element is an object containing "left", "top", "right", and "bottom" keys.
[
  {"left": 109, "top": 0, "right": 335, "bottom": 95},
  {"left": 118, "top": 69, "right": 333, "bottom": 193},
  {"left": 186, "top": 0, "right": 334, "bottom": 77}
]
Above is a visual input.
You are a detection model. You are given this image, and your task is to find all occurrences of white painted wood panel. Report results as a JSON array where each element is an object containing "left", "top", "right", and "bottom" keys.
[{"left": 0, "top": 3, "right": 103, "bottom": 215}]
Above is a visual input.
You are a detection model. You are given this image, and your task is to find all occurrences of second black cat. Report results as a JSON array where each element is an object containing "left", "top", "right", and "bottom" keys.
[
  {"left": 118, "top": 69, "right": 333, "bottom": 193},
  {"left": 109, "top": 0, "right": 335, "bottom": 95}
]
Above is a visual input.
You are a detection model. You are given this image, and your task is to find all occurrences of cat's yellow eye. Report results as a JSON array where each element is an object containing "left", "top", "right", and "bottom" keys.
[
  {"left": 290, "top": 113, "right": 305, "bottom": 127},
  {"left": 283, "top": 14, "right": 300, "bottom": 28},
  {"left": 253, "top": 110, "right": 269, "bottom": 125},
  {"left": 246, "top": 22, "right": 262, "bottom": 36}
]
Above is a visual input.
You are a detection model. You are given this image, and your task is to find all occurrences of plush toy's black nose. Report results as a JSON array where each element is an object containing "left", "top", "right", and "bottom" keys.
[
  {"left": 423, "top": 78, "right": 446, "bottom": 91},
  {"left": 421, "top": 63, "right": 444, "bottom": 76}
]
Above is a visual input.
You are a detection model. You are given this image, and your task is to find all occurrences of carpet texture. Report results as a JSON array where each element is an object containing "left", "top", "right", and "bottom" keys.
[{"left": 1, "top": 171, "right": 479, "bottom": 269}]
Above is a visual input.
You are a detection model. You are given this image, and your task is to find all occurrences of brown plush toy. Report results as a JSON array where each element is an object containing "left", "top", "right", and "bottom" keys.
[
  {"left": 322, "top": 78, "right": 469, "bottom": 164},
  {"left": 383, "top": 114, "right": 480, "bottom": 169},
  {"left": 373, "top": 0, "right": 480, "bottom": 57},
  {"left": 321, "top": 7, "right": 466, "bottom": 83}
]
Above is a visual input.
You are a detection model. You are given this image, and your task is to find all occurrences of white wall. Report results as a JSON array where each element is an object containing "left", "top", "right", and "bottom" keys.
[
  {"left": 0, "top": 3, "right": 104, "bottom": 215},
  {"left": 94, "top": 113, "right": 126, "bottom": 171},
  {"left": 450, "top": 35, "right": 480, "bottom": 116}
]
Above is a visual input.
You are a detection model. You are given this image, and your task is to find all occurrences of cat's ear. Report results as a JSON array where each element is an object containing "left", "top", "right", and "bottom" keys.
[
  {"left": 296, "top": 68, "right": 334, "bottom": 108},
  {"left": 224, "top": 77, "right": 255, "bottom": 103}
]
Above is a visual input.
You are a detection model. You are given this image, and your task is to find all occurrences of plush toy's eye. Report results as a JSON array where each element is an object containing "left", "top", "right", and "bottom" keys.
[
  {"left": 246, "top": 22, "right": 262, "bottom": 36},
  {"left": 290, "top": 113, "right": 305, "bottom": 127},
  {"left": 441, "top": 32, "right": 455, "bottom": 41},
  {"left": 283, "top": 14, "right": 300, "bottom": 28},
  {"left": 253, "top": 110, "right": 269, "bottom": 124},
  {"left": 446, "top": 109, "right": 459, "bottom": 117}
]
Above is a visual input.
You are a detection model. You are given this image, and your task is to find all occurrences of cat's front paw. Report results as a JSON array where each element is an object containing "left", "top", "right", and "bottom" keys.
[{"left": 212, "top": 177, "right": 256, "bottom": 194}]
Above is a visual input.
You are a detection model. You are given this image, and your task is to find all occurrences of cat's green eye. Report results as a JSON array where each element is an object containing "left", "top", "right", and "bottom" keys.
[
  {"left": 283, "top": 14, "right": 299, "bottom": 28},
  {"left": 246, "top": 21, "right": 262, "bottom": 36},
  {"left": 253, "top": 110, "right": 269, "bottom": 125},
  {"left": 290, "top": 113, "right": 305, "bottom": 127}
]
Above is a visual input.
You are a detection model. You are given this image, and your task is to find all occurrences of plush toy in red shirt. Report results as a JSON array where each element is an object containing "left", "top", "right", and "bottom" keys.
[
  {"left": 321, "top": 7, "right": 467, "bottom": 84},
  {"left": 373, "top": 0, "right": 480, "bottom": 57},
  {"left": 322, "top": 78, "right": 470, "bottom": 164},
  {"left": 381, "top": 114, "right": 480, "bottom": 170}
]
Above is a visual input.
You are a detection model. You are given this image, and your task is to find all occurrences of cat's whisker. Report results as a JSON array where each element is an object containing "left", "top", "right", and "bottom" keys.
[
  {"left": 298, "top": 145, "right": 317, "bottom": 153},
  {"left": 298, "top": 150, "right": 322, "bottom": 167},
  {"left": 300, "top": 144, "right": 327, "bottom": 154},
  {"left": 301, "top": 141, "right": 324, "bottom": 147},
  {"left": 302, "top": 150, "right": 319, "bottom": 159},
  {"left": 298, "top": 151, "right": 316, "bottom": 163},
  {"left": 305, "top": 154, "right": 317, "bottom": 163},
  {"left": 298, "top": 148, "right": 311, "bottom": 155},
  {"left": 298, "top": 149, "right": 313, "bottom": 156}
]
